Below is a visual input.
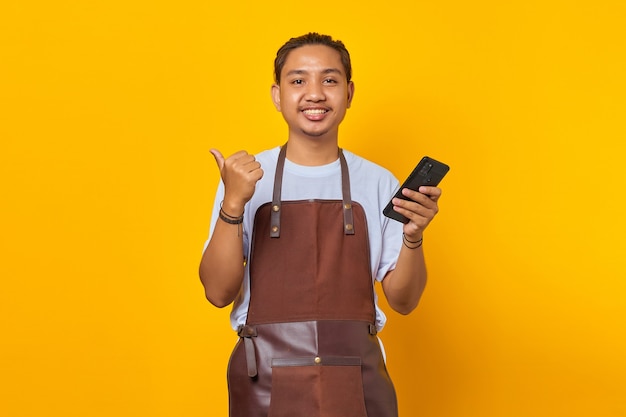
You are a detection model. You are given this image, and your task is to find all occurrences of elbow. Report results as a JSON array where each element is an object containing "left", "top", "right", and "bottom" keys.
[
  {"left": 391, "top": 300, "right": 419, "bottom": 316},
  {"left": 396, "top": 307, "right": 415, "bottom": 316},
  {"left": 388, "top": 286, "right": 425, "bottom": 315},
  {"left": 201, "top": 281, "right": 235, "bottom": 308},
  {"left": 205, "top": 292, "right": 232, "bottom": 309},
  {"left": 384, "top": 280, "right": 426, "bottom": 315},
  {"left": 199, "top": 269, "right": 234, "bottom": 308}
]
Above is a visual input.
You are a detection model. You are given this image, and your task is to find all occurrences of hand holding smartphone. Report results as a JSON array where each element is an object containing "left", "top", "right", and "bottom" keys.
[{"left": 383, "top": 156, "right": 450, "bottom": 224}]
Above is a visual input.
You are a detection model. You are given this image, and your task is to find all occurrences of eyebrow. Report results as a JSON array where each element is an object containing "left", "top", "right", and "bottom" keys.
[{"left": 285, "top": 68, "right": 344, "bottom": 77}]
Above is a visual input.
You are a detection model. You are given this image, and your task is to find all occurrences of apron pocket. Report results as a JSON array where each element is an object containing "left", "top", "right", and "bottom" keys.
[{"left": 268, "top": 356, "right": 367, "bottom": 417}]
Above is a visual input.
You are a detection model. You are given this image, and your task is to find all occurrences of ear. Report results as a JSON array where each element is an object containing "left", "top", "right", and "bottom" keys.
[
  {"left": 271, "top": 83, "right": 281, "bottom": 111},
  {"left": 346, "top": 81, "right": 355, "bottom": 109}
]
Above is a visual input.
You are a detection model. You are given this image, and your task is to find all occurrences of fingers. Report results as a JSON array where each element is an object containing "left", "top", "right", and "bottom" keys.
[
  {"left": 210, "top": 149, "right": 261, "bottom": 176},
  {"left": 212, "top": 149, "right": 264, "bottom": 207},
  {"left": 398, "top": 187, "right": 441, "bottom": 208},
  {"left": 392, "top": 186, "right": 442, "bottom": 232},
  {"left": 224, "top": 151, "right": 263, "bottom": 177},
  {"left": 416, "top": 186, "right": 442, "bottom": 202},
  {"left": 210, "top": 148, "right": 225, "bottom": 171}
]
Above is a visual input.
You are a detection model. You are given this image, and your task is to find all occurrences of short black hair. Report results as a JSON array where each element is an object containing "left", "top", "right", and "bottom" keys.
[{"left": 274, "top": 32, "right": 352, "bottom": 84}]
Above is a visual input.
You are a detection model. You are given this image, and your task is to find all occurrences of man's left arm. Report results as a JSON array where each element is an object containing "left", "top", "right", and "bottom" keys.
[{"left": 381, "top": 186, "right": 442, "bottom": 315}]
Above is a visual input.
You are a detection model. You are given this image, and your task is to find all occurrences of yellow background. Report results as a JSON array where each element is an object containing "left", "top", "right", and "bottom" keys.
[{"left": 1, "top": 1, "right": 625, "bottom": 416}]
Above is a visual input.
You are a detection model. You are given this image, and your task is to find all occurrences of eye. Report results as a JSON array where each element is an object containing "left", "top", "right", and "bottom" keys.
[
  {"left": 291, "top": 79, "right": 304, "bottom": 85},
  {"left": 323, "top": 78, "right": 337, "bottom": 84}
]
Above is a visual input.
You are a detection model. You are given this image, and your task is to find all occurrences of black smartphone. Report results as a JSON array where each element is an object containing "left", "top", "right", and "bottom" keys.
[{"left": 383, "top": 156, "right": 450, "bottom": 224}]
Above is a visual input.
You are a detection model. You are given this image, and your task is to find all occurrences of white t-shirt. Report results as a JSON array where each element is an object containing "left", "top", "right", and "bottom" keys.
[{"left": 206, "top": 147, "right": 403, "bottom": 331}]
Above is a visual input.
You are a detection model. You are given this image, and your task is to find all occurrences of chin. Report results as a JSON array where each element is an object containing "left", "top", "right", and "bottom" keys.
[
  {"left": 303, "top": 131, "right": 328, "bottom": 138},
  {"left": 294, "top": 127, "right": 326, "bottom": 138}
]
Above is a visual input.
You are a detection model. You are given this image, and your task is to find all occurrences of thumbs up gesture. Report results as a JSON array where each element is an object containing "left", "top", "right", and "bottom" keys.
[{"left": 210, "top": 149, "right": 264, "bottom": 214}]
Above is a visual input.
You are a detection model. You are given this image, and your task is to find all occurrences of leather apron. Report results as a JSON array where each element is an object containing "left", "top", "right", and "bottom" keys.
[{"left": 227, "top": 145, "right": 398, "bottom": 417}]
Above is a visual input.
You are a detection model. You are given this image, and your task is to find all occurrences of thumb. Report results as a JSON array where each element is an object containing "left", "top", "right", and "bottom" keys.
[{"left": 209, "top": 148, "right": 225, "bottom": 171}]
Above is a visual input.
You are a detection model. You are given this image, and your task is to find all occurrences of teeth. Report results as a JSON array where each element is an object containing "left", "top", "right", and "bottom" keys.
[{"left": 303, "top": 109, "right": 327, "bottom": 115}]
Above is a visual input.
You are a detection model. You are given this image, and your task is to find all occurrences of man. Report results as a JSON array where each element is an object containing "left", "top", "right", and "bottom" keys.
[{"left": 200, "top": 33, "right": 442, "bottom": 417}]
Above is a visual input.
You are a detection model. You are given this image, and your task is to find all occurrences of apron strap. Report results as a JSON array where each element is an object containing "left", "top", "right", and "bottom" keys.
[
  {"left": 270, "top": 145, "right": 287, "bottom": 238},
  {"left": 270, "top": 143, "right": 354, "bottom": 238},
  {"left": 339, "top": 150, "right": 355, "bottom": 235},
  {"left": 237, "top": 325, "right": 258, "bottom": 378}
]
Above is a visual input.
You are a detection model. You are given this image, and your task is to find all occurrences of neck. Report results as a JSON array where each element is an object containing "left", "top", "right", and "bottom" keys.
[
  {"left": 285, "top": 134, "right": 340, "bottom": 166},
  {"left": 285, "top": 139, "right": 339, "bottom": 166}
]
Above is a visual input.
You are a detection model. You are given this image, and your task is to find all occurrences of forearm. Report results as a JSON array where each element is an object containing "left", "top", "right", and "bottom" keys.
[
  {"left": 382, "top": 237, "right": 428, "bottom": 315},
  {"left": 382, "top": 185, "right": 443, "bottom": 314},
  {"left": 199, "top": 214, "right": 246, "bottom": 308}
]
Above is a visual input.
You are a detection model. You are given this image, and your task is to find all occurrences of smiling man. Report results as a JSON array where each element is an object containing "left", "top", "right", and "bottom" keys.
[
  {"left": 200, "top": 33, "right": 443, "bottom": 417},
  {"left": 271, "top": 43, "right": 354, "bottom": 154}
]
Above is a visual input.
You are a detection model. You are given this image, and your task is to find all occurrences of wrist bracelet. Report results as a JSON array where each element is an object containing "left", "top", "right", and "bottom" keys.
[
  {"left": 220, "top": 201, "right": 244, "bottom": 219},
  {"left": 219, "top": 210, "right": 244, "bottom": 225},
  {"left": 402, "top": 233, "right": 423, "bottom": 249}
]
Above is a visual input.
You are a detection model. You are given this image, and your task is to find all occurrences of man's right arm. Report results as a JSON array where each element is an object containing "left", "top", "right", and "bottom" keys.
[
  {"left": 199, "top": 149, "right": 263, "bottom": 308},
  {"left": 199, "top": 200, "right": 246, "bottom": 308}
]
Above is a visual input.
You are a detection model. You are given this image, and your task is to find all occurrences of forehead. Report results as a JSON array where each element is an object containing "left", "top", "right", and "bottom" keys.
[{"left": 281, "top": 44, "right": 344, "bottom": 76}]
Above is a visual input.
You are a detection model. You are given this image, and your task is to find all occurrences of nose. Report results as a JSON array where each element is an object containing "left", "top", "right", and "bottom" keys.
[{"left": 305, "top": 81, "right": 326, "bottom": 102}]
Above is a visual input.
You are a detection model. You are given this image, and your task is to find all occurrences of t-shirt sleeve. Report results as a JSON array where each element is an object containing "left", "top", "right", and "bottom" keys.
[{"left": 374, "top": 177, "right": 403, "bottom": 282}]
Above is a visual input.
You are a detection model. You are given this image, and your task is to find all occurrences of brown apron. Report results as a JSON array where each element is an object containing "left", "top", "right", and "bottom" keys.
[{"left": 227, "top": 145, "right": 398, "bottom": 417}]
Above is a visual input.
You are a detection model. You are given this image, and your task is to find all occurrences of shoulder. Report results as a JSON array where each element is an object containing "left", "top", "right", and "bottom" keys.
[
  {"left": 255, "top": 147, "right": 280, "bottom": 168},
  {"left": 342, "top": 150, "right": 398, "bottom": 185}
]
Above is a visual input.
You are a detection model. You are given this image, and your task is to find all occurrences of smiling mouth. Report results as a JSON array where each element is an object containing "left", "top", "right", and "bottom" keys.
[{"left": 302, "top": 108, "right": 328, "bottom": 115}]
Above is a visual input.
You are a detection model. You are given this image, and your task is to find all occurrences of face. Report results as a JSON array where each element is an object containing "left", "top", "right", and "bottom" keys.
[{"left": 271, "top": 44, "right": 355, "bottom": 141}]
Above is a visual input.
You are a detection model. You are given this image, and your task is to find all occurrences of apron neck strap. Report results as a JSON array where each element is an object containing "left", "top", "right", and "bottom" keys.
[{"left": 270, "top": 143, "right": 355, "bottom": 238}]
